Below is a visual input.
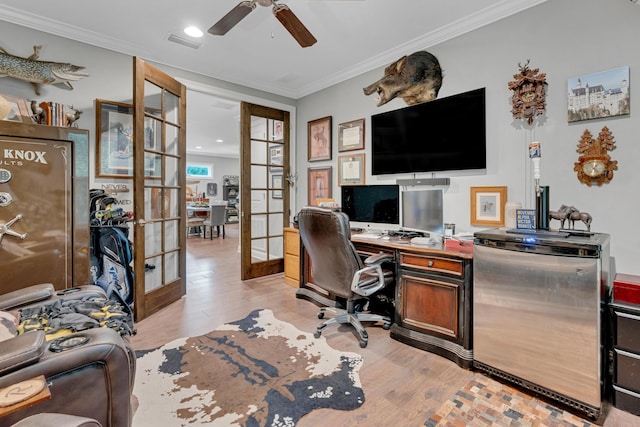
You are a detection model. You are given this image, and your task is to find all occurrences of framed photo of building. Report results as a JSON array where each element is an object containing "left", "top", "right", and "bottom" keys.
[
  {"left": 307, "top": 166, "right": 332, "bottom": 206},
  {"left": 308, "top": 116, "right": 332, "bottom": 161},
  {"left": 567, "top": 66, "right": 630, "bottom": 122},
  {"left": 470, "top": 186, "right": 507, "bottom": 226}
]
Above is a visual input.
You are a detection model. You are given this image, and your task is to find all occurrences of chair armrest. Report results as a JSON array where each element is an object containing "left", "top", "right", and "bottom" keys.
[
  {"left": 0, "top": 284, "right": 55, "bottom": 311},
  {"left": 0, "top": 331, "right": 46, "bottom": 375},
  {"left": 351, "top": 264, "right": 387, "bottom": 297},
  {"left": 363, "top": 252, "right": 394, "bottom": 266}
]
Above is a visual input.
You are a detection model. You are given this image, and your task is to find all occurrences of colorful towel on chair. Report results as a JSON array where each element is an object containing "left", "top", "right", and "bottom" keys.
[{"left": 18, "top": 297, "right": 134, "bottom": 340}]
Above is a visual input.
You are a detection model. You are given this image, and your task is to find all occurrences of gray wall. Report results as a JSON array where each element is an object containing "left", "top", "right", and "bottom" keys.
[
  {"left": 2, "top": 0, "right": 639, "bottom": 275},
  {"left": 295, "top": 0, "right": 640, "bottom": 275},
  {"left": 185, "top": 153, "right": 239, "bottom": 202},
  {"left": 0, "top": 20, "right": 292, "bottom": 191}
]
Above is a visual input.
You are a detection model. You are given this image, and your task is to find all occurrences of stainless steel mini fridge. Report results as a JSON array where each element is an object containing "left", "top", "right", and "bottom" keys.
[{"left": 473, "top": 228, "right": 610, "bottom": 419}]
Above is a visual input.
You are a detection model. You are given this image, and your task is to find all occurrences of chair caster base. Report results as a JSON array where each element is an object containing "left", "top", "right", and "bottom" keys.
[
  {"left": 314, "top": 331, "right": 322, "bottom": 339},
  {"left": 359, "top": 339, "right": 368, "bottom": 348}
]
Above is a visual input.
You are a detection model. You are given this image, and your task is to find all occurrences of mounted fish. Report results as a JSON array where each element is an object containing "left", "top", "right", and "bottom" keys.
[
  {"left": 363, "top": 51, "right": 443, "bottom": 107},
  {"left": 0, "top": 45, "right": 88, "bottom": 95}
]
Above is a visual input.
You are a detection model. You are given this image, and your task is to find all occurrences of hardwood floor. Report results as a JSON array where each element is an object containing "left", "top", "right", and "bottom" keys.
[{"left": 130, "top": 225, "right": 639, "bottom": 426}]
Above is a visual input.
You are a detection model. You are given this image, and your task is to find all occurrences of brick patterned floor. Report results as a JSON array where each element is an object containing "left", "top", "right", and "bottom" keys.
[{"left": 425, "top": 374, "right": 594, "bottom": 427}]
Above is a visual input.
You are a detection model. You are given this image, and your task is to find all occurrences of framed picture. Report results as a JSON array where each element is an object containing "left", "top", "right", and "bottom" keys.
[
  {"left": 470, "top": 186, "right": 507, "bottom": 226},
  {"left": 308, "top": 116, "right": 332, "bottom": 161},
  {"left": 567, "top": 66, "right": 630, "bottom": 122},
  {"left": 96, "top": 99, "right": 159, "bottom": 178},
  {"left": 96, "top": 99, "right": 134, "bottom": 178},
  {"left": 338, "top": 153, "right": 365, "bottom": 186},
  {"left": 269, "top": 146, "right": 283, "bottom": 172},
  {"left": 271, "top": 174, "right": 283, "bottom": 199},
  {"left": 272, "top": 119, "right": 284, "bottom": 142},
  {"left": 1, "top": 94, "right": 33, "bottom": 123},
  {"left": 186, "top": 163, "right": 213, "bottom": 178},
  {"left": 338, "top": 118, "right": 365, "bottom": 152},
  {"left": 307, "top": 166, "right": 332, "bottom": 206}
]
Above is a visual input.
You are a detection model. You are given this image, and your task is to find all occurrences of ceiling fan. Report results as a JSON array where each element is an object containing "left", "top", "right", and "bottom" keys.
[{"left": 208, "top": 0, "right": 317, "bottom": 48}]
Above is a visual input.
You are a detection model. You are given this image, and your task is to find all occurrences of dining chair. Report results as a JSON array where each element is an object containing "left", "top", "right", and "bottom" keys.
[{"left": 203, "top": 203, "right": 227, "bottom": 239}]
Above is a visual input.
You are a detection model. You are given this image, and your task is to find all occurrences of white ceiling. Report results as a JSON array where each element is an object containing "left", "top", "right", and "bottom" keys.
[{"left": 0, "top": 0, "right": 548, "bottom": 157}]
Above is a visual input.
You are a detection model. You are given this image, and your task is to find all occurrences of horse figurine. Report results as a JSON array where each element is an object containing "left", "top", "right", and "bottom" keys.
[
  {"left": 549, "top": 204, "right": 573, "bottom": 229},
  {"left": 569, "top": 209, "right": 592, "bottom": 231}
]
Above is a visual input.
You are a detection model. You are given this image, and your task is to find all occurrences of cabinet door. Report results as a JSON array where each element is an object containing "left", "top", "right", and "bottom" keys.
[
  {"left": 399, "top": 273, "right": 460, "bottom": 339},
  {"left": 0, "top": 136, "right": 72, "bottom": 292}
]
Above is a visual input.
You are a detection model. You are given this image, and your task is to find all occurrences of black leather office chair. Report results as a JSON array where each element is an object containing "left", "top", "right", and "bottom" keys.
[{"left": 297, "top": 207, "right": 394, "bottom": 348}]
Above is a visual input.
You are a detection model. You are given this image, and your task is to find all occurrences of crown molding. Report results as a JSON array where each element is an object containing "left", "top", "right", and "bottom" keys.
[
  {"left": 0, "top": 0, "right": 549, "bottom": 100},
  {"left": 0, "top": 5, "right": 151, "bottom": 57},
  {"left": 294, "top": 0, "right": 550, "bottom": 98}
]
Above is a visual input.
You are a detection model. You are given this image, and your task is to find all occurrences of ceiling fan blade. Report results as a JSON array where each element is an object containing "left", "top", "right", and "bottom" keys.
[
  {"left": 208, "top": 1, "right": 256, "bottom": 36},
  {"left": 273, "top": 5, "right": 317, "bottom": 48}
]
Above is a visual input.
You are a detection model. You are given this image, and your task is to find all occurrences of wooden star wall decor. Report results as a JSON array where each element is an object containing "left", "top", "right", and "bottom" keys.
[{"left": 508, "top": 60, "right": 548, "bottom": 125}]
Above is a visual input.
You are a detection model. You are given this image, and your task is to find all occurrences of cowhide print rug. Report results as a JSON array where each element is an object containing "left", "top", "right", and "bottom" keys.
[{"left": 133, "top": 309, "right": 364, "bottom": 426}]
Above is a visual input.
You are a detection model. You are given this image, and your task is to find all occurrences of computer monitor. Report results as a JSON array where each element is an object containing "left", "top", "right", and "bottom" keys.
[
  {"left": 340, "top": 185, "right": 400, "bottom": 229},
  {"left": 401, "top": 189, "right": 444, "bottom": 236}
]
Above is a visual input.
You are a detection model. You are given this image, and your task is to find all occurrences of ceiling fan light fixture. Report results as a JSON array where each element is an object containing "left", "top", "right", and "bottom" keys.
[
  {"left": 184, "top": 26, "right": 204, "bottom": 38},
  {"left": 256, "top": 0, "right": 273, "bottom": 6}
]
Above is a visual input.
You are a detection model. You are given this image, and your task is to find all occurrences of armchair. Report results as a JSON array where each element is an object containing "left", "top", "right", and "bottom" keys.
[
  {"left": 0, "top": 284, "right": 135, "bottom": 427},
  {"left": 297, "top": 207, "right": 394, "bottom": 348}
]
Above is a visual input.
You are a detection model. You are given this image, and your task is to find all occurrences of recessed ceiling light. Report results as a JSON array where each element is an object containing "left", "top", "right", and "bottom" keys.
[
  {"left": 184, "top": 26, "right": 203, "bottom": 38},
  {"left": 216, "top": 139, "right": 223, "bottom": 143},
  {"left": 196, "top": 146, "right": 202, "bottom": 149}
]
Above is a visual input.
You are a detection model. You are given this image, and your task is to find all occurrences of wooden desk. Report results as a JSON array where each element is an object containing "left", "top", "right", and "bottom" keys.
[{"left": 295, "top": 234, "right": 474, "bottom": 368}]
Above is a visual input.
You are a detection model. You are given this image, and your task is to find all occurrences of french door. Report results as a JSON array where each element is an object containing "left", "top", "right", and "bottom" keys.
[
  {"left": 240, "top": 102, "right": 290, "bottom": 280},
  {"left": 132, "top": 57, "right": 187, "bottom": 320}
]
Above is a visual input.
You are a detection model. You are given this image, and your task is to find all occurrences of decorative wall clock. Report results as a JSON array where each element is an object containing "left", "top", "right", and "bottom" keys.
[
  {"left": 507, "top": 60, "right": 547, "bottom": 125},
  {"left": 573, "top": 126, "right": 618, "bottom": 186}
]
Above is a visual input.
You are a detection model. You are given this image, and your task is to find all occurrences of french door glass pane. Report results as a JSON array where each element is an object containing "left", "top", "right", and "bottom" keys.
[
  {"left": 145, "top": 255, "right": 163, "bottom": 291},
  {"left": 165, "top": 91, "right": 179, "bottom": 124},
  {"left": 165, "top": 251, "right": 179, "bottom": 282},
  {"left": 144, "top": 82, "right": 162, "bottom": 118}
]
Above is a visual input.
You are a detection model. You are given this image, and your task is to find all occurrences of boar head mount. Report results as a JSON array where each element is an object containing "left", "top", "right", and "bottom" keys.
[{"left": 363, "top": 51, "right": 443, "bottom": 107}]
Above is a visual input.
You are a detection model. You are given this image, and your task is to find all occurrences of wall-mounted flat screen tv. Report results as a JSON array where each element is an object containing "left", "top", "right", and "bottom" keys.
[{"left": 371, "top": 87, "right": 486, "bottom": 175}]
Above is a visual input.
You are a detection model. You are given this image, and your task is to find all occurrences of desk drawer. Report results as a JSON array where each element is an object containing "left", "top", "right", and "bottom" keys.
[
  {"left": 614, "top": 309, "right": 640, "bottom": 352},
  {"left": 400, "top": 253, "right": 463, "bottom": 276},
  {"left": 284, "top": 230, "right": 300, "bottom": 256}
]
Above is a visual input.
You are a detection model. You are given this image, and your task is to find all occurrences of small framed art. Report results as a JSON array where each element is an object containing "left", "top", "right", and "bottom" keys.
[
  {"left": 272, "top": 174, "right": 283, "bottom": 199},
  {"left": 338, "top": 118, "right": 365, "bottom": 152},
  {"left": 308, "top": 116, "right": 332, "bottom": 161},
  {"left": 1, "top": 94, "right": 33, "bottom": 123},
  {"left": 307, "top": 166, "right": 332, "bottom": 206},
  {"left": 338, "top": 153, "right": 365, "bottom": 186},
  {"left": 470, "top": 186, "right": 507, "bottom": 226}
]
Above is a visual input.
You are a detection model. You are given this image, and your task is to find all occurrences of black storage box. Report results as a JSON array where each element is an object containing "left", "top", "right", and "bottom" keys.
[
  {"left": 613, "top": 384, "right": 640, "bottom": 416},
  {"left": 615, "top": 348, "right": 640, "bottom": 392}
]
